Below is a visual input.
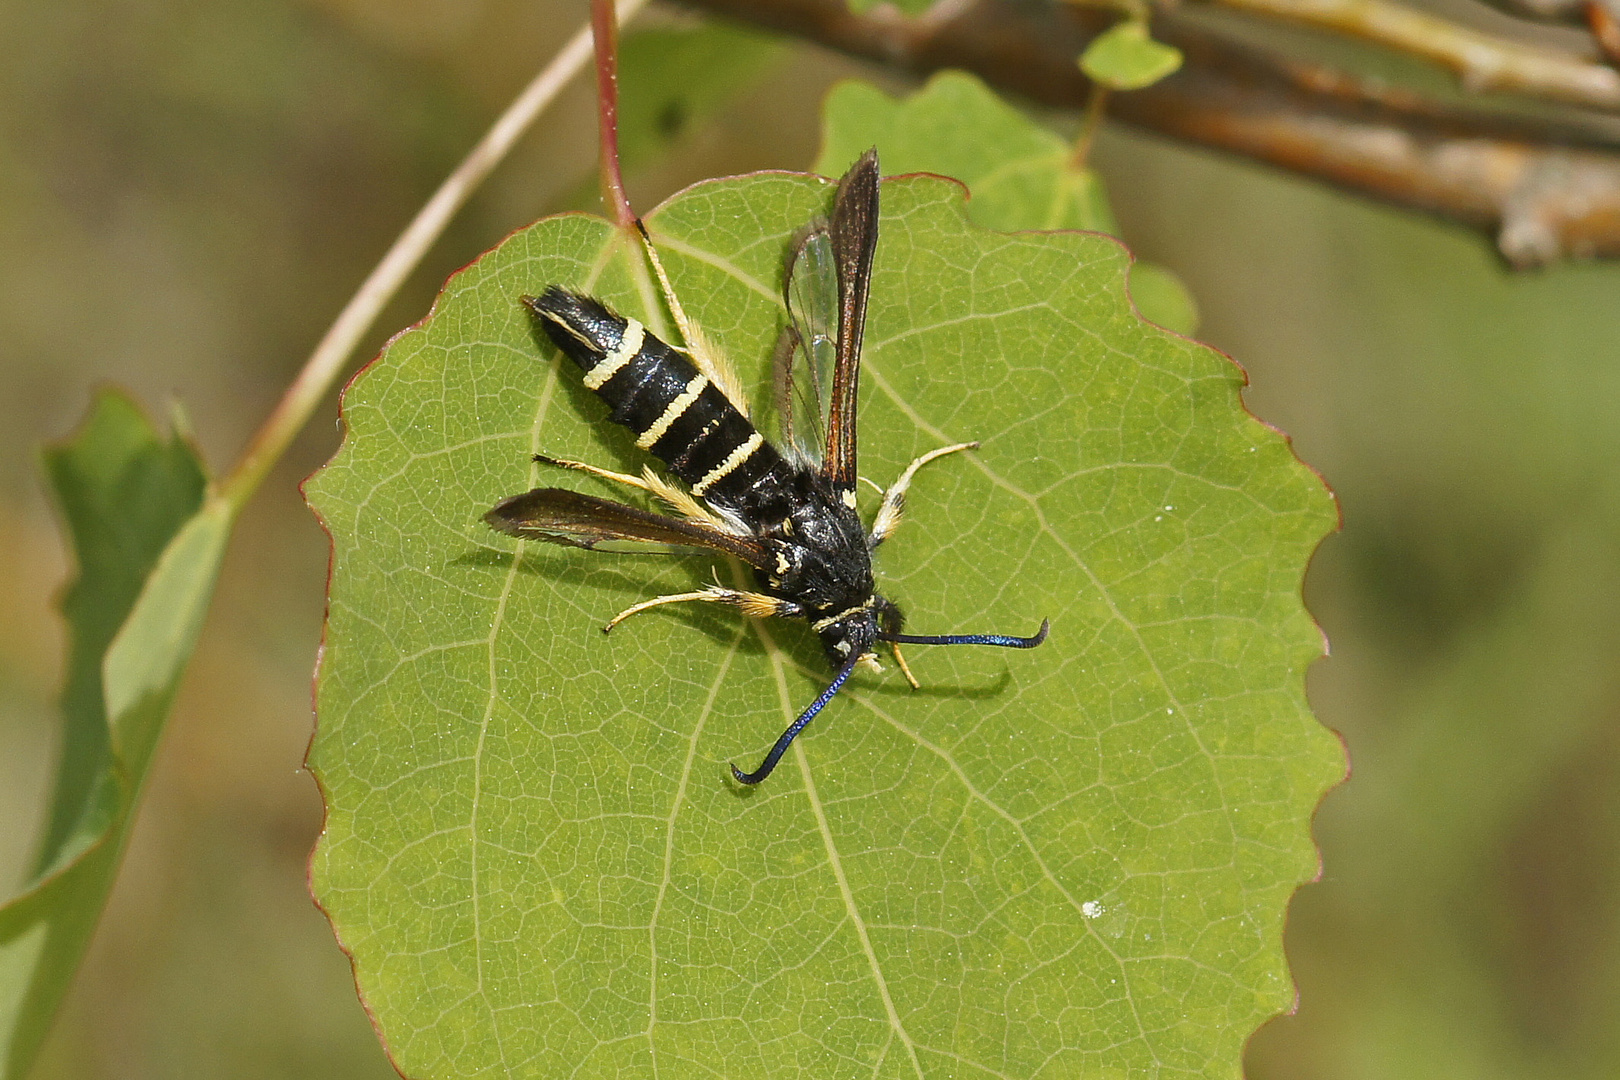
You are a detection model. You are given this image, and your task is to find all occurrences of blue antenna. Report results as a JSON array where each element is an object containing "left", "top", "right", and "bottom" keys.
[{"left": 731, "top": 620, "right": 1050, "bottom": 785}]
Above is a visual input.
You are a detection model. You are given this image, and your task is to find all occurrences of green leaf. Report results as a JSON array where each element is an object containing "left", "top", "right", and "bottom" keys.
[
  {"left": 33, "top": 391, "right": 208, "bottom": 877},
  {"left": 1080, "top": 22, "right": 1185, "bottom": 92},
  {"left": 103, "top": 499, "right": 233, "bottom": 766},
  {"left": 306, "top": 171, "right": 1338, "bottom": 1077},
  {"left": 1127, "top": 261, "right": 1200, "bottom": 336},
  {"left": 0, "top": 390, "right": 227, "bottom": 1079},
  {"left": 616, "top": 21, "right": 788, "bottom": 174},
  {"left": 818, "top": 73, "right": 1116, "bottom": 235},
  {"left": 815, "top": 72, "right": 1198, "bottom": 333}
]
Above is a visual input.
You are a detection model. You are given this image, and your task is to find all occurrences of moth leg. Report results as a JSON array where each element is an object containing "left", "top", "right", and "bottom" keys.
[
  {"left": 634, "top": 221, "right": 750, "bottom": 416},
  {"left": 637, "top": 468, "right": 750, "bottom": 538},
  {"left": 533, "top": 453, "right": 654, "bottom": 494},
  {"left": 869, "top": 441, "right": 979, "bottom": 547},
  {"left": 534, "top": 453, "right": 746, "bottom": 540},
  {"left": 604, "top": 586, "right": 802, "bottom": 633}
]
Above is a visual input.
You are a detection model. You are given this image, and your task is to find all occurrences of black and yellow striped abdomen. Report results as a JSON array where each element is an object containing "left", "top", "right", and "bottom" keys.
[{"left": 524, "top": 287, "right": 792, "bottom": 515}]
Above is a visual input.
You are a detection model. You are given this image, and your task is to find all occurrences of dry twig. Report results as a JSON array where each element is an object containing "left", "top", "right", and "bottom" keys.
[
  {"left": 1207, "top": 0, "right": 1620, "bottom": 112},
  {"left": 681, "top": 0, "right": 1620, "bottom": 265}
]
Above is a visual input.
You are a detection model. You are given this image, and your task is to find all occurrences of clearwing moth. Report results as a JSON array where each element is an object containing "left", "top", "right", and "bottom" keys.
[{"left": 486, "top": 150, "right": 1047, "bottom": 784}]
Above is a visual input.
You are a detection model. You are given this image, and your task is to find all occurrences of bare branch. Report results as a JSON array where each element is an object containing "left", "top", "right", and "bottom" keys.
[
  {"left": 1591, "top": 0, "right": 1620, "bottom": 64},
  {"left": 1205, "top": 0, "right": 1620, "bottom": 112},
  {"left": 680, "top": 0, "right": 1620, "bottom": 265},
  {"left": 1137, "top": 43, "right": 1620, "bottom": 264}
]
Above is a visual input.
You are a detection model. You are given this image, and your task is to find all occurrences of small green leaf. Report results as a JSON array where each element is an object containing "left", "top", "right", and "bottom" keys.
[
  {"left": 0, "top": 390, "right": 226, "bottom": 1080},
  {"left": 32, "top": 391, "right": 208, "bottom": 877},
  {"left": 1080, "top": 22, "right": 1184, "bottom": 92},
  {"left": 817, "top": 72, "right": 1198, "bottom": 332},
  {"left": 1129, "top": 261, "right": 1200, "bottom": 335},
  {"left": 307, "top": 170, "right": 1338, "bottom": 1077},
  {"left": 0, "top": 842, "right": 122, "bottom": 1079},
  {"left": 818, "top": 72, "right": 1118, "bottom": 234}
]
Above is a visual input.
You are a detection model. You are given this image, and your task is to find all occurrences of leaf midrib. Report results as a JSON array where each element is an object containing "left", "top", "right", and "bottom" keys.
[
  {"left": 467, "top": 238, "right": 582, "bottom": 1070},
  {"left": 746, "top": 611, "right": 926, "bottom": 1080}
]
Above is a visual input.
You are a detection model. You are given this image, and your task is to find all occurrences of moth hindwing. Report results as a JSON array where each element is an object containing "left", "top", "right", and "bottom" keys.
[{"left": 485, "top": 149, "right": 1048, "bottom": 785}]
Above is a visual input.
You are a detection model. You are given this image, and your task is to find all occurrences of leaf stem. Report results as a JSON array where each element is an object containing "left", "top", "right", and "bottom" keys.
[
  {"left": 593, "top": 0, "right": 636, "bottom": 229},
  {"left": 218, "top": 0, "right": 649, "bottom": 510},
  {"left": 1070, "top": 83, "right": 1111, "bottom": 169}
]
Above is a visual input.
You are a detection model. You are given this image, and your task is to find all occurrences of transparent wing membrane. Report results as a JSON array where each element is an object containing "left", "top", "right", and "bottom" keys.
[{"left": 776, "top": 223, "right": 838, "bottom": 468}]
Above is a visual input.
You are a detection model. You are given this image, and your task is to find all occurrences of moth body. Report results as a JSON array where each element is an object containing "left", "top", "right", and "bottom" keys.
[{"left": 527, "top": 286, "right": 893, "bottom": 669}]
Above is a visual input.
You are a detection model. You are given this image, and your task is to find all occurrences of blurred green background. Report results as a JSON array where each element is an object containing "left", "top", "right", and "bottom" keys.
[{"left": 1, "top": 1, "right": 1617, "bottom": 1077}]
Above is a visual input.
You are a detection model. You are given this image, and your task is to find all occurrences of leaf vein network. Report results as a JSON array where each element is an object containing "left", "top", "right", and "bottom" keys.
[
  {"left": 862, "top": 361, "right": 1231, "bottom": 784},
  {"left": 842, "top": 684, "right": 1154, "bottom": 1048},
  {"left": 645, "top": 624, "right": 746, "bottom": 1075}
]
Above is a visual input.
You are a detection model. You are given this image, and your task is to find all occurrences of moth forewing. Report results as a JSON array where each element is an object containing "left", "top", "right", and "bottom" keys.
[
  {"left": 821, "top": 148, "right": 881, "bottom": 489},
  {"left": 484, "top": 487, "right": 770, "bottom": 568}
]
